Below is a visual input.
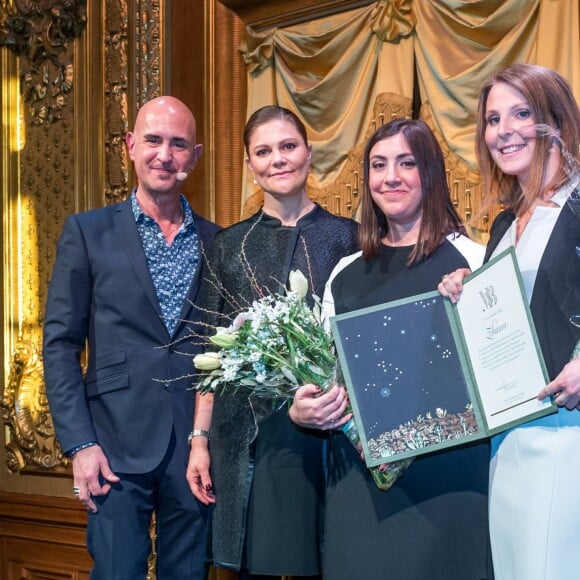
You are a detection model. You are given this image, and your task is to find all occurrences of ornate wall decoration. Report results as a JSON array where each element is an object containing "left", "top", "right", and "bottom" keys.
[
  {"left": 135, "top": 0, "right": 163, "bottom": 106},
  {"left": 0, "top": 0, "right": 87, "bottom": 124},
  {"left": 0, "top": 63, "right": 79, "bottom": 474},
  {"left": 1, "top": 341, "right": 69, "bottom": 473},
  {"left": 420, "top": 103, "right": 492, "bottom": 239},
  {"left": 104, "top": 0, "right": 130, "bottom": 205},
  {"left": 104, "top": 0, "right": 163, "bottom": 205}
]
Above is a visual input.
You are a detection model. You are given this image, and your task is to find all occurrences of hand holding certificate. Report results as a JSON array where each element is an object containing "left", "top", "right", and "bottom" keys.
[
  {"left": 331, "top": 248, "right": 556, "bottom": 467},
  {"left": 453, "top": 248, "right": 553, "bottom": 429}
]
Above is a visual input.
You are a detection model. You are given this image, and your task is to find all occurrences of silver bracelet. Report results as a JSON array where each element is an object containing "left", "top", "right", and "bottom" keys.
[{"left": 188, "top": 429, "right": 210, "bottom": 445}]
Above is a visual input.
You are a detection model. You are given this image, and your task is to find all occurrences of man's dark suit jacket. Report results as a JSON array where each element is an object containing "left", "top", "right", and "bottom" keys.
[
  {"left": 484, "top": 194, "right": 580, "bottom": 380},
  {"left": 43, "top": 197, "right": 220, "bottom": 472}
]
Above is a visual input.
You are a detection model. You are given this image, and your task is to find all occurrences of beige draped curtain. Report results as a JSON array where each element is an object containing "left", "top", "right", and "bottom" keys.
[{"left": 239, "top": 0, "right": 579, "bottom": 235}]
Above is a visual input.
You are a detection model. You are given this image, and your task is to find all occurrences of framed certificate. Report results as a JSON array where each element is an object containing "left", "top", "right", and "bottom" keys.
[{"left": 331, "top": 247, "right": 556, "bottom": 467}]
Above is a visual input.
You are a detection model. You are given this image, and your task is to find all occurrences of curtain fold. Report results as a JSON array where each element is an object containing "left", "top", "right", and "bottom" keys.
[
  {"left": 414, "top": 0, "right": 541, "bottom": 170},
  {"left": 238, "top": 0, "right": 579, "bottom": 228}
]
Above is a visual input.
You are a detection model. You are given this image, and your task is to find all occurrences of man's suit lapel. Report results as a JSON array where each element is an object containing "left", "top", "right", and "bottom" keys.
[{"left": 115, "top": 199, "right": 169, "bottom": 337}]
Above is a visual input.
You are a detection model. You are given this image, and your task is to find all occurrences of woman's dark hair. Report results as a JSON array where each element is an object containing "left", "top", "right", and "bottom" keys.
[
  {"left": 243, "top": 105, "right": 309, "bottom": 155},
  {"left": 360, "top": 118, "right": 466, "bottom": 263}
]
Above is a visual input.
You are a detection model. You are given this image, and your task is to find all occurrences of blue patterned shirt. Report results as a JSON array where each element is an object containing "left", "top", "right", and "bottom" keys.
[{"left": 131, "top": 190, "right": 200, "bottom": 336}]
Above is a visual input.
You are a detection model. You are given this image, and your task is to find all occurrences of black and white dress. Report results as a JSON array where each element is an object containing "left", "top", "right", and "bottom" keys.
[{"left": 321, "top": 234, "right": 494, "bottom": 580}]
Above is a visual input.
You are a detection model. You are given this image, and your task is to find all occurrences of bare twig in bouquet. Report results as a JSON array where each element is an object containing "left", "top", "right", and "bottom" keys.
[{"left": 193, "top": 268, "right": 413, "bottom": 491}]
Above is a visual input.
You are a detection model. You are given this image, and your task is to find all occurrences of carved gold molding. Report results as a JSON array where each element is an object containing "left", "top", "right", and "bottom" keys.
[
  {"left": 0, "top": 0, "right": 89, "bottom": 473},
  {"left": 420, "top": 103, "right": 492, "bottom": 238},
  {"left": 1, "top": 341, "right": 69, "bottom": 473},
  {"left": 135, "top": 0, "right": 164, "bottom": 106},
  {"left": 220, "top": 0, "right": 375, "bottom": 31},
  {"left": 0, "top": 0, "right": 87, "bottom": 125},
  {"left": 104, "top": 0, "right": 130, "bottom": 205}
]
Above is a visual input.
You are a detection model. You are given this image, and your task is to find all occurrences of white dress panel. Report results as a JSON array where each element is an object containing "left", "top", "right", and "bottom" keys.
[{"left": 489, "top": 187, "right": 580, "bottom": 580}]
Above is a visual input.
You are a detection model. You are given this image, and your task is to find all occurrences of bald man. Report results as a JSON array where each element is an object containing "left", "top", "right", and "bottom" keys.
[{"left": 43, "top": 96, "right": 220, "bottom": 579}]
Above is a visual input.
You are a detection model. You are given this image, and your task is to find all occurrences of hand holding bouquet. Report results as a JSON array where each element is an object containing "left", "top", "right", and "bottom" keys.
[{"left": 194, "top": 270, "right": 412, "bottom": 491}]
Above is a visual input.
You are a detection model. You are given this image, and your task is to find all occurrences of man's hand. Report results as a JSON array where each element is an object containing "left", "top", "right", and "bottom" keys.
[
  {"left": 186, "top": 438, "right": 216, "bottom": 505},
  {"left": 289, "top": 384, "right": 351, "bottom": 431},
  {"left": 72, "top": 445, "right": 120, "bottom": 513}
]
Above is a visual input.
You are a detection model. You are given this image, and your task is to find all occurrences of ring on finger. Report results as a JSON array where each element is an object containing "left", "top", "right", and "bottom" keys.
[{"left": 73, "top": 486, "right": 80, "bottom": 497}]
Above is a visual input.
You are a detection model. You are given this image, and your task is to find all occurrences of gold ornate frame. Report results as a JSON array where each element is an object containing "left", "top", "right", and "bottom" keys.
[{"left": 220, "top": 0, "right": 375, "bottom": 30}]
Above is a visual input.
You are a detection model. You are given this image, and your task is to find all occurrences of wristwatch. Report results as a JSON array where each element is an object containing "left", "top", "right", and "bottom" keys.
[{"left": 188, "top": 429, "right": 210, "bottom": 445}]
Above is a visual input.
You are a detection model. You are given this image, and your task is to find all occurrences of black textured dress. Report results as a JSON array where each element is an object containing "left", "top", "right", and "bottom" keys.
[
  {"left": 323, "top": 240, "right": 494, "bottom": 580},
  {"left": 200, "top": 205, "right": 359, "bottom": 575}
]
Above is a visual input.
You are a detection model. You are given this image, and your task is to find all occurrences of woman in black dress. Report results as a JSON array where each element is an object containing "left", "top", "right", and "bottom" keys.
[
  {"left": 186, "top": 105, "right": 359, "bottom": 579},
  {"left": 290, "top": 118, "right": 494, "bottom": 580}
]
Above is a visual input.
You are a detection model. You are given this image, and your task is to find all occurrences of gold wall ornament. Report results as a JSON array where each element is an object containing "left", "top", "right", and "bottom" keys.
[
  {"left": 102, "top": 0, "right": 164, "bottom": 205},
  {"left": 220, "top": 0, "right": 375, "bottom": 31},
  {"left": 0, "top": 340, "right": 69, "bottom": 473},
  {"left": 0, "top": 0, "right": 87, "bottom": 125},
  {"left": 104, "top": 0, "right": 130, "bottom": 205},
  {"left": 419, "top": 102, "right": 492, "bottom": 239},
  {"left": 135, "top": 0, "right": 164, "bottom": 106}
]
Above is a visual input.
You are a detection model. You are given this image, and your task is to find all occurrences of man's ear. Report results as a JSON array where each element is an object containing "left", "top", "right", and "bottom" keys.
[
  {"left": 192, "top": 144, "right": 204, "bottom": 165},
  {"left": 126, "top": 132, "right": 136, "bottom": 160}
]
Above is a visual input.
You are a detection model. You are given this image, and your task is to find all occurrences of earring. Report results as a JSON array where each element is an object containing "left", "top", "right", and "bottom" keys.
[{"left": 253, "top": 176, "right": 258, "bottom": 185}]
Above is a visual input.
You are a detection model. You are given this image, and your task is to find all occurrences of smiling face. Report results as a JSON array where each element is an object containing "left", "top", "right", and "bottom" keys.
[
  {"left": 126, "top": 96, "right": 202, "bottom": 198},
  {"left": 245, "top": 118, "right": 312, "bottom": 200},
  {"left": 368, "top": 132, "right": 423, "bottom": 237},
  {"left": 483, "top": 82, "right": 538, "bottom": 185}
]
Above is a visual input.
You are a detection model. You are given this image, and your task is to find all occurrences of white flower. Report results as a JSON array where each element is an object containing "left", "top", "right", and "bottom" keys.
[
  {"left": 288, "top": 270, "right": 308, "bottom": 299},
  {"left": 193, "top": 352, "right": 221, "bottom": 371},
  {"left": 223, "top": 368, "right": 238, "bottom": 381},
  {"left": 209, "top": 330, "right": 238, "bottom": 349},
  {"left": 194, "top": 273, "right": 336, "bottom": 401}
]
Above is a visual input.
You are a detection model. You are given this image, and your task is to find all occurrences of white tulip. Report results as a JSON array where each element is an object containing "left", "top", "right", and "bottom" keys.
[
  {"left": 193, "top": 352, "right": 221, "bottom": 371},
  {"left": 288, "top": 270, "right": 308, "bottom": 299}
]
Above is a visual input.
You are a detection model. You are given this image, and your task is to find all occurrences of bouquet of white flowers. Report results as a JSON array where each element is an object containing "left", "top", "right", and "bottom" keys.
[{"left": 194, "top": 270, "right": 412, "bottom": 491}]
